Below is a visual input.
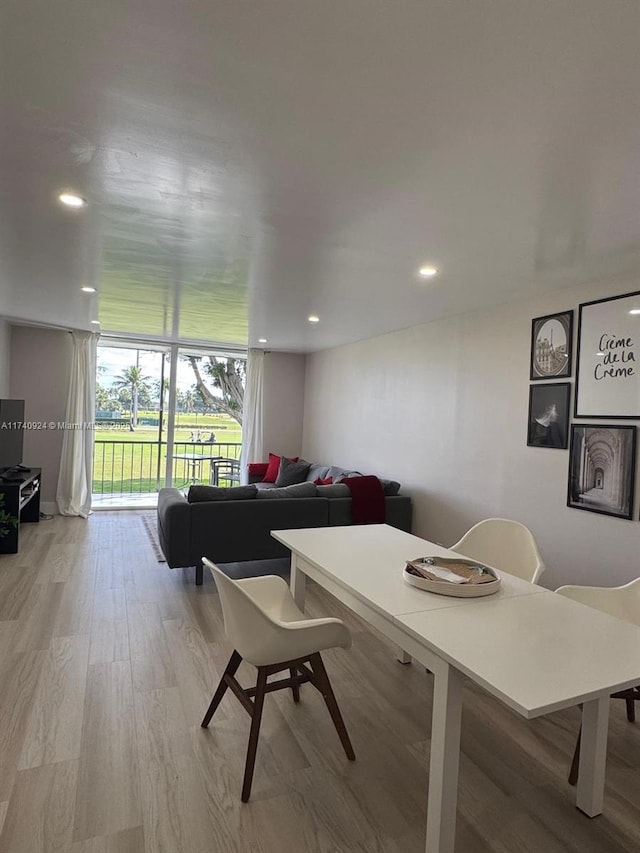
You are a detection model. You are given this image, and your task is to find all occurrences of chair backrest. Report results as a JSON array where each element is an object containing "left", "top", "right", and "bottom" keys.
[
  {"left": 555, "top": 577, "right": 640, "bottom": 626},
  {"left": 451, "top": 517, "right": 546, "bottom": 584},
  {"left": 204, "top": 558, "right": 287, "bottom": 663}
]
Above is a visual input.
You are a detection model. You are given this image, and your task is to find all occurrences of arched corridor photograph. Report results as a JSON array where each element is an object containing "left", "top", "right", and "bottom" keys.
[{"left": 568, "top": 425, "right": 636, "bottom": 519}]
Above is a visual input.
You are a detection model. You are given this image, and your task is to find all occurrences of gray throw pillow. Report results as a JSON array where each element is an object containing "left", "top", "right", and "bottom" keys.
[
  {"left": 379, "top": 478, "right": 401, "bottom": 496},
  {"left": 275, "top": 457, "right": 311, "bottom": 486},
  {"left": 187, "top": 485, "right": 257, "bottom": 503},
  {"left": 255, "top": 482, "right": 317, "bottom": 499}
]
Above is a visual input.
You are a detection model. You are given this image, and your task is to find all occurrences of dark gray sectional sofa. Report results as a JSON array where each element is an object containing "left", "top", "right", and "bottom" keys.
[{"left": 157, "top": 462, "right": 412, "bottom": 584}]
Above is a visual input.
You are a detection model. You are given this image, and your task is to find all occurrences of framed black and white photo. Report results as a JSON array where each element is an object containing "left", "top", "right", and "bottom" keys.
[
  {"left": 575, "top": 291, "right": 640, "bottom": 417},
  {"left": 530, "top": 311, "right": 573, "bottom": 380},
  {"left": 527, "top": 383, "right": 570, "bottom": 449},
  {"left": 567, "top": 424, "right": 636, "bottom": 519}
]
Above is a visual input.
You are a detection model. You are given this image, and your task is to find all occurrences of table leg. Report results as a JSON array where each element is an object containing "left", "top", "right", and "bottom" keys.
[
  {"left": 425, "top": 662, "right": 463, "bottom": 853},
  {"left": 576, "top": 695, "right": 609, "bottom": 817},
  {"left": 290, "top": 555, "right": 306, "bottom": 611}
]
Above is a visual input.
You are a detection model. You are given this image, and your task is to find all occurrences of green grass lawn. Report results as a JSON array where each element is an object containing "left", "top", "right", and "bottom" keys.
[{"left": 93, "top": 413, "right": 242, "bottom": 493}]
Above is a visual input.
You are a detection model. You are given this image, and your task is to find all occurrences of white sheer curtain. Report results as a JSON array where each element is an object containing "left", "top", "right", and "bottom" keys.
[
  {"left": 240, "top": 349, "right": 265, "bottom": 483},
  {"left": 56, "top": 330, "right": 98, "bottom": 517}
]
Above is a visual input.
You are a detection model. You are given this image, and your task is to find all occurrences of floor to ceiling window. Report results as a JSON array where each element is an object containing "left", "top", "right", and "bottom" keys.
[{"left": 93, "top": 341, "right": 245, "bottom": 509}]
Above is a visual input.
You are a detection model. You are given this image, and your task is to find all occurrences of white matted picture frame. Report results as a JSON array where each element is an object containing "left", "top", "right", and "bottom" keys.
[{"left": 575, "top": 291, "right": 640, "bottom": 418}]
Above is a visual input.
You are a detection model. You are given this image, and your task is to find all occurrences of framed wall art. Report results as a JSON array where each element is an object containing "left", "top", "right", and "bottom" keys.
[
  {"left": 530, "top": 310, "right": 573, "bottom": 380},
  {"left": 575, "top": 291, "right": 640, "bottom": 418},
  {"left": 527, "top": 382, "right": 570, "bottom": 449},
  {"left": 567, "top": 424, "right": 636, "bottom": 519}
]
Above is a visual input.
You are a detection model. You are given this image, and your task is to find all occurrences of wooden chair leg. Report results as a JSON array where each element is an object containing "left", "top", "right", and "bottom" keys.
[
  {"left": 309, "top": 652, "right": 355, "bottom": 761},
  {"left": 290, "top": 667, "right": 300, "bottom": 703},
  {"left": 201, "top": 650, "right": 242, "bottom": 728},
  {"left": 242, "top": 667, "right": 268, "bottom": 802},
  {"left": 569, "top": 724, "right": 581, "bottom": 786},
  {"left": 626, "top": 697, "right": 635, "bottom": 722}
]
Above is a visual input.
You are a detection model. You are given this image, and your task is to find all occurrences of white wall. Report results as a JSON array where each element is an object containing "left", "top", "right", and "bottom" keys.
[
  {"left": 262, "top": 351, "right": 306, "bottom": 458},
  {"left": 10, "top": 326, "right": 72, "bottom": 508},
  {"left": 303, "top": 274, "right": 640, "bottom": 590},
  {"left": 0, "top": 319, "right": 11, "bottom": 396}
]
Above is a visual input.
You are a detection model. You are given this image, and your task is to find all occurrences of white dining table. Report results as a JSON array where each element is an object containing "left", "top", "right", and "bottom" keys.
[{"left": 272, "top": 524, "right": 640, "bottom": 853}]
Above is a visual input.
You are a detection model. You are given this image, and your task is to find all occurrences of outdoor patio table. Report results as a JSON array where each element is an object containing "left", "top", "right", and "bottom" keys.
[{"left": 171, "top": 452, "right": 218, "bottom": 484}]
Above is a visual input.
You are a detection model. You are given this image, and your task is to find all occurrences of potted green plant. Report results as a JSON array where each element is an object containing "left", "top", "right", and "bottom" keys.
[{"left": 0, "top": 493, "right": 18, "bottom": 539}]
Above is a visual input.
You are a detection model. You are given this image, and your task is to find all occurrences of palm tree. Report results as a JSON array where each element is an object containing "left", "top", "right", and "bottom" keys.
[
  {"left": 181, "top": 388, "right": 197, "bottom": 413},
  {"left": 112, "top": 366, "right": 150, "bottom": 429}
]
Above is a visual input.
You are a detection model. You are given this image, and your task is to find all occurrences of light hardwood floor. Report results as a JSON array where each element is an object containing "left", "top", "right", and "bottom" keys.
[{"left": 0, "top": 512, "right": 639, "bottom": 853}]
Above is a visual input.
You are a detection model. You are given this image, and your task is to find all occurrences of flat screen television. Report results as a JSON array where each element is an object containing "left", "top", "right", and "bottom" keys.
[{"left": 0, "top": 399, "right": 25, "bottom": 470}]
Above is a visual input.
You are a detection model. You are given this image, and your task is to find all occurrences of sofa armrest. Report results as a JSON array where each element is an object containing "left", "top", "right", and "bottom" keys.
[
  {"left": 384, "top": 495, "right": 413, "bottom": 532},
  {"left": 157, "top": 488, "right": 192, "bottom": 568}
]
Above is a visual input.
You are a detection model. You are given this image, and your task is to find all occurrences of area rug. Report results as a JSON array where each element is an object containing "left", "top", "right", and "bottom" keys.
[{"left": 141, "top": 513, "right": 166, "bottom": 562}]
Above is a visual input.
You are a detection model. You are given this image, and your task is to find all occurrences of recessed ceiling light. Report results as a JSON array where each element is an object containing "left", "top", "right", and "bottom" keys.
[
  {"left": 58, "top": 192, "right": 86, "bottom": 208},
  {"left": 629, "top": 309, "right": 640, "bottom": 315},
  {"left": 418, "top": 265, "right": 438, "bottom": 278},
  {"left": 258, "top": 338, "right": 267, "bottom": 344},
  {"left": 308, "top": 315, "right": 320, "bottom": 323},
  {"left": 81, "top": 286, "right": 96, "bottom": 293},
  {"left": 90, "top": 320, "right": 100, "bottom": 325}
]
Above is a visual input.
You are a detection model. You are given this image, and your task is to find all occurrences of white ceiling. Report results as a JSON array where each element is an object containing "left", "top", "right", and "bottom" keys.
[{"left": 1, "top": 1, "right": 640, "bottom": 352}]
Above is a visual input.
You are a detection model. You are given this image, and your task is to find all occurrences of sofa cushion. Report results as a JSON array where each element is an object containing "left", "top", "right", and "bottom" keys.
[
  {"left": 275, "top": 457, "right": 311, "bottom": 486},
  {"left": 255, "top": 482, "right": 317, "bottom": 499},
  {"left": 187, "top": 484, "right": 257, "bottom": 503},
  {"left": 316, "top": 483, "right": 350, "bottom": 498}
]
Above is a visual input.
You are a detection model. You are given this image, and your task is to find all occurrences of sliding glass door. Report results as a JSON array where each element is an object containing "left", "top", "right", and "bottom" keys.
[{"left": 93, "top": 341, "right": 245, "bottom": 508}]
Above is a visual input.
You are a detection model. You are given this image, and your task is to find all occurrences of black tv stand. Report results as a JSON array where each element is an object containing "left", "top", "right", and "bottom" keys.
[{"left": 0, "top": 467, "right": 41, "bottom": 554}]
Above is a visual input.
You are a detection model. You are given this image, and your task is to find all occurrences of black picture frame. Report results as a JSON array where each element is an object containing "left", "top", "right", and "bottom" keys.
[
  {"left": 527, "top": 382, "right": 571, "bottom": 449},
  {"left": 567, "top": 424, "right": 636, "bottom": 519},
  {"left": 575, "top": 290, "right": 640, "bottom": 418},
  {"left": 530, "top": 310, "right": 573, "bottom": 380}
]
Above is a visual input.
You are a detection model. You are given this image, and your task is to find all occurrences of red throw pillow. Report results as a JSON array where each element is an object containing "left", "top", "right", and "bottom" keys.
[
  {"left": 262, "top": 453, "right": 299, "bottom": 483},
  {"left": 314, "top": 476, "right": 333, "bottom": 485},
  {"left": 248, "top": 462, "right": 268, "bottom": 478},
  {"left": 262, "top": 453, "right": 281, "bottom": 483}
]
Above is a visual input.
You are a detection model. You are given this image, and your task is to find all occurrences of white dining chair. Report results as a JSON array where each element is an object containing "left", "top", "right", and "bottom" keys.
[
  {"left": 556, "top": 577, "right": 640, "bottom": 784},
  {"left": 201, "top": 557, "right": 355, "bottom": 801},
  {"left": 451, "top": 518, "right": 546, "bottom": 584}
]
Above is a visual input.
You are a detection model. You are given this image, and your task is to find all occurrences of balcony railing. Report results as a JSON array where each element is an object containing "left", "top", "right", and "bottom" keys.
[{"left": 93, "top": 440, "right": 242, "bottom": 494}]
